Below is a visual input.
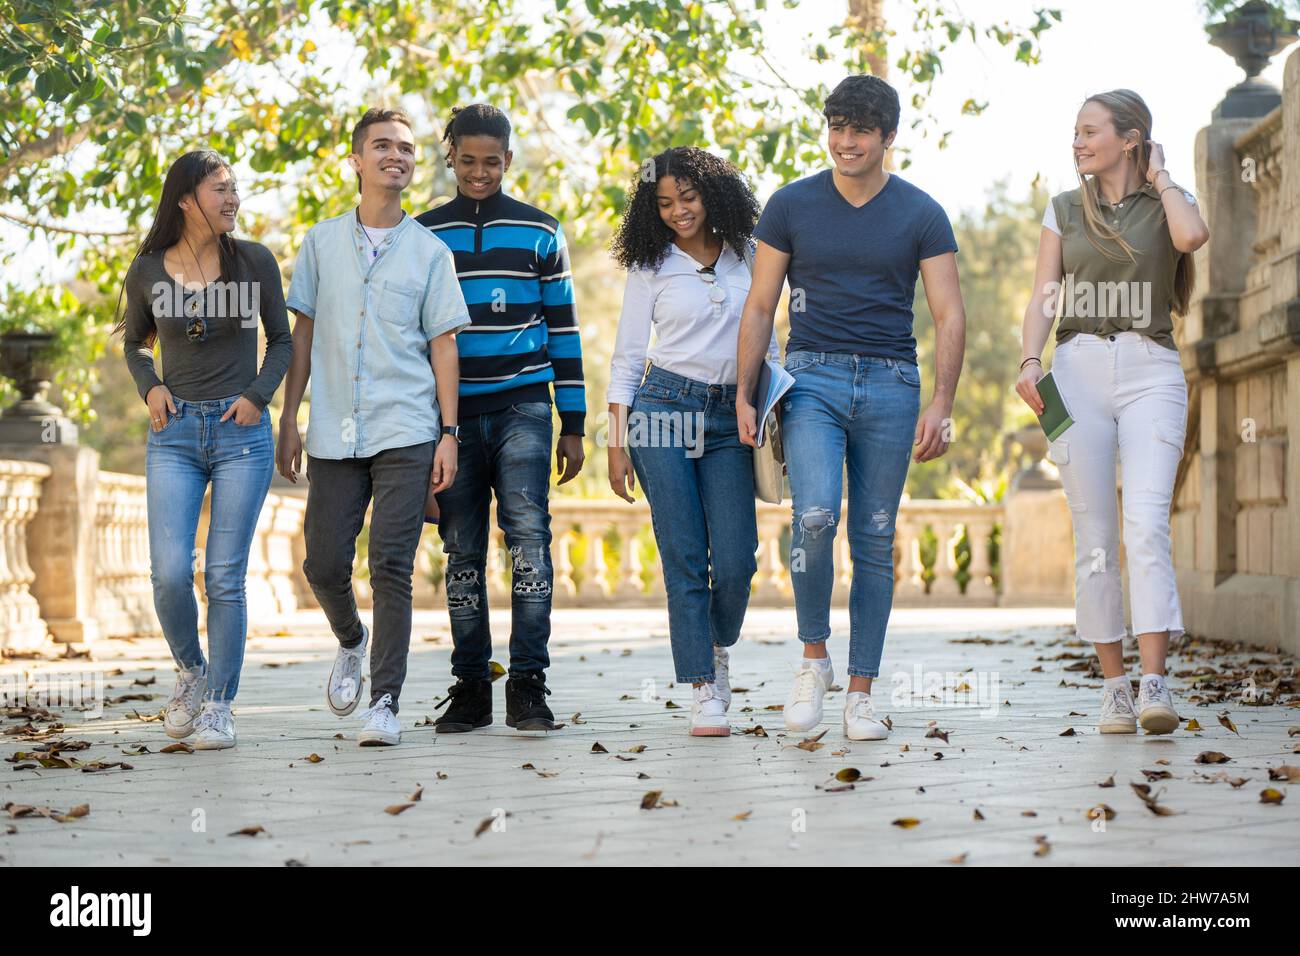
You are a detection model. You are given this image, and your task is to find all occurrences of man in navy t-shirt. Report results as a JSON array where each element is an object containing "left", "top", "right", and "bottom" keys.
[{"left": 736, "top": 74, "right": 967, "bottom": 743}]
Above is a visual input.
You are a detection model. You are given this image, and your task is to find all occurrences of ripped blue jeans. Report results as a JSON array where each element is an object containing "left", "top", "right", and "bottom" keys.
[
  {"left": 434, "top": 402, "right": 554, "bottom": 679},
  {"left": 781, "top": 351, "right": 920, "bottom": 678}
]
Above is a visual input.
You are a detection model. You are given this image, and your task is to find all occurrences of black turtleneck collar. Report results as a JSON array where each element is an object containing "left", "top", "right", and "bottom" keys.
[{"left": 446, "top": 186, "right": 508, "bottom": 217}]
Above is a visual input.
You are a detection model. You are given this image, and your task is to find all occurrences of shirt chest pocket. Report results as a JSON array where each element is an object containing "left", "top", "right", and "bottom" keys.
[{"left": 378, "top": 280, "right": 420, "bottom": 328}]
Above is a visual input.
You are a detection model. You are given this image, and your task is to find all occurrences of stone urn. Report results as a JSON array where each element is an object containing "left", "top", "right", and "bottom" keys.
[
  {"left": 0, "top": 331, "right": 76, "bottom": 443},
  {"left": 1208, "top": 0, "right": 1300, "bottom": 119},
  {"left": 1007, "top": 424, "right": 1060, "bottom": 491}
]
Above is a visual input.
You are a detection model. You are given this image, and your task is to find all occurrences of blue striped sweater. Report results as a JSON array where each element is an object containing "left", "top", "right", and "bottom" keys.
[{"left": 415, "top": 189, "right": 586, "bottom": 435}]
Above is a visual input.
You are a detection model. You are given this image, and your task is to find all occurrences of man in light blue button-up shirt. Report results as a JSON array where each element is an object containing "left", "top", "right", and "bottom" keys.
[{"left": 275, "top": 108, "right": 470, "bottom": 747}]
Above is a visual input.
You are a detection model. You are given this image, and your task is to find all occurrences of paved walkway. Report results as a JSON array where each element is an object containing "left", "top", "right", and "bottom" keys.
[{"left": 2, "top": 608, "right": 1296, "bottom": 866}]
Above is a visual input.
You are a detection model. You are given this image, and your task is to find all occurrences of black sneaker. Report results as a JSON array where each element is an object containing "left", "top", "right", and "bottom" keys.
[
  {"left": 505, "top": 672, "right": 555, "bottom": 732},
  {"left": 432, "top": 678, "right": 492, "bottom": 733}
]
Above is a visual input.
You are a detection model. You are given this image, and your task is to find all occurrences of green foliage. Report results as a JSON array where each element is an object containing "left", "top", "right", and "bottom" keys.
[
  {"left": 0, "top": 281, "right": 106, "bottom": 422},
  {"left": 909, "top": 179, "right": 1049, "bottom": 499},
  {"left": 2, "top": 0, "right": 1057, "bottom": 439}
]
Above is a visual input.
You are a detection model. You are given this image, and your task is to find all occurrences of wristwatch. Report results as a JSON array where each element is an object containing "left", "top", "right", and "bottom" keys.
[{"left": 441, "top": 424, "right": 461, "bottom": 443}]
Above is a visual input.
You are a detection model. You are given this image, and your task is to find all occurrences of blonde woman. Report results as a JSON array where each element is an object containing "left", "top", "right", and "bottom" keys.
[{"left": 1017, "top": 90, "right": 1208, "bottom": 735}]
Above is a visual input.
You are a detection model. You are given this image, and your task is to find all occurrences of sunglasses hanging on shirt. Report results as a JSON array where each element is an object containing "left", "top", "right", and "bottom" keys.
[{"left": 696, "top": 266, "right": 727, "bottom": 306}]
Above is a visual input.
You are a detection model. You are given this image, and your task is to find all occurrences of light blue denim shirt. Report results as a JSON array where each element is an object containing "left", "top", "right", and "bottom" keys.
[{"left": 286, "top": 210, "right": 470, "bottom": 459}]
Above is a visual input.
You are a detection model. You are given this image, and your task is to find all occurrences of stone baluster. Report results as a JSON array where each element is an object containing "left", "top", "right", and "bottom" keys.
[
  {"left": 929, "top": 519, "right": 961, "bottom": 599},
  {"left": 963, "top": 516, "right": 997, "bottom": 603},
  {"left": 0, "top": 460, "right": 50, "bottom": 650}
]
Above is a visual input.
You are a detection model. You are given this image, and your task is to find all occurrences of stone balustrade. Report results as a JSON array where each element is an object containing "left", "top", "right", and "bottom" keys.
[
  {"left": 0, "top": 459, "right": 51, "bottom": 650},
  {"left": 403, "top": 496, "right": 1007, "bottom": 610},
  {"left": 0, "top": 454, "right": 1064, "bottom": 651}
]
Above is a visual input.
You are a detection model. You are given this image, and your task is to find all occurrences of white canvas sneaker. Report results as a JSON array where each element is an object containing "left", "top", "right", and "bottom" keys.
[
  {"left": 358, "top": 692, "right": 400, "bottom": 746},
  {"left": 1137, "top": 675, "right": 1178, "bottom": 734},
  {"left": 192, "top": 702, "right": 236, "bottom": 750},
  {"left": 843, "top": 692, "right": 890, "bottom": 741},
  {"left": 712, "top": 645, "right": 731, "bottom": 710},
  {"left": 327, "top": 623, "right": 369, "bottom": 716},
  {"left": 163, "top": 665, "right": 206, "bottom": 739},
  {"left": 784, "top": 658, "right": 834, "bottom": 732},
  {"left": 690, "top": 682, "right": 730, "bottom": 737},
  {"left": 1099, "top": 683, "right": 1138, "bottom": 734}
]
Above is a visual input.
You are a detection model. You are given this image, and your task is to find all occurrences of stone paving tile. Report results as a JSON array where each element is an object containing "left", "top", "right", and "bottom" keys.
[{"left": 2, "top": 608, "right": 1296, "bottom": 866}]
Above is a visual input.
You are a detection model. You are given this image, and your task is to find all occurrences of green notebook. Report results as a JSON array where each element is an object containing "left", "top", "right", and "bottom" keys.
[{"left": 1035, "top": 371, "right": 1074, "bottom": 442}]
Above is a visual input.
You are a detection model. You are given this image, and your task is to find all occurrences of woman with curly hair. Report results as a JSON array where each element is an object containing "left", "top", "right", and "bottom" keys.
[{"left": 607, "top": 146, "right": 777, "bottom": 737}]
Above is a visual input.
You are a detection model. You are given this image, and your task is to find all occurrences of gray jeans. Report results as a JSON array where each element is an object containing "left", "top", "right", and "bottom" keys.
[{"left": 302, "top": 441, "right": 434, "bottom": 712}]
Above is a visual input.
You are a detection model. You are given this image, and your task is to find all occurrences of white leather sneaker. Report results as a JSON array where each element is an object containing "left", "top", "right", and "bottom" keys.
[
  {"left": 1137, "top": 675, "right": 1178, "bottom": 734},
  {"left": 193, "top": 702, "right": 236, "bottom": 750},
  {"left": 327, "top": 623, "right": 369, "bottom": 716},
  {"left": 843, "top": 692, "right": 890, "bottom": 741},
  {"left": 784, "top": 658, "right": 833, "bottom": 732},
  {"left": 690, "top": 682, "right": 730, "bottom": 737},
  {"left": 1099, "top": 683, "right": 1138, "bottom": 734},
  {"left": 163, "top": 665, "right": 206, "bottom": 739},
  {"left": 712, "top": 645, "right": 731, "bottom": 710},
  {"left": 358, "top": 692, "right": 400, "bottom": 746}
]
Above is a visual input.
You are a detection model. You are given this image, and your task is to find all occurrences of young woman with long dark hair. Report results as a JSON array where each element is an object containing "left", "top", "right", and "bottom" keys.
[{"left": 118, "top": 149, "right": 292, "bottom": 749}]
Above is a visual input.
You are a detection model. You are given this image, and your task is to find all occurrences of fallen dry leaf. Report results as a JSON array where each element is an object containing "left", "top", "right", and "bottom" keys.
[
  {"left": 160, "top": 742, "right": 194, "bottom": 754},
  {"left": 1218, "top": 712, "right": 1240, "bottom": 736},
  {"left": 891, "top": 817, "right": 921, "bottom": 829},
  {"left": 1260, "top": 788, "right": 1285, "bottom": 805},
  {"left": 795, "top": 730, "right": 829, "bottom": 753},
  {"left": 384, "top": 803, "right": 414, "bottom": 816},
  {"left": 1195, "top": 751, "right": 1231, "bottom": 765},
  {"left": 228, "top": 825, "right": 264, "bottom": 837}
]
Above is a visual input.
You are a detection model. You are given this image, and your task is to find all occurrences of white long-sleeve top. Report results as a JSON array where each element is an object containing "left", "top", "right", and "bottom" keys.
[{"left": 607, "top": 242, "right": 780, "bottom": 406}]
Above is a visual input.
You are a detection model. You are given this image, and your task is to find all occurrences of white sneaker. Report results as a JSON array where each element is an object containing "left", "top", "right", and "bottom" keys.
[
  {"left": 1099, "top": 683, "right": 1138, "bottom": 734},
  {"left": 784, "top": 658, "right": 833, "bottom": 732},
  {"left": 358, "top": 692, "right": 400, "bottom": 746},
  {"left": 843, "top": 692, "right": 890, "bottom": 740},
  {"left": 1137, "top": 675, "right": 1178, "bottom": 734},
  {"left": 712, "top": 645, "right": 731, "bottom": 710},
  {"left": 327, "top": 623, "right": 369, "bottom": 716},
  {"left": 193, "top": 702, "right": 236, "bottom": 750},
  {"left": 690, "top": 683, "right": 730, "bottom": 737},
  {"left": 163, "top": 665, "right": 206, "bottom": 739}
]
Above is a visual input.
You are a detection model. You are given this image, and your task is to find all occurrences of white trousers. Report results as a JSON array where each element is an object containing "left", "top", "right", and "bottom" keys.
[{"left": 1047, "top": 331, "right": 1188, "bottom": 644}]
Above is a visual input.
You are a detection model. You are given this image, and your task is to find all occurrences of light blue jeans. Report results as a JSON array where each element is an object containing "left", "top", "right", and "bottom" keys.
[
  {"left": 781, "top": 351, "right": 920, "bottom": 678},
  {"left": 628, "top": 365, "right": 758, "bottom": 684},
  {"left": 145, "top": 394, "right": 275, "bottom": 702}
]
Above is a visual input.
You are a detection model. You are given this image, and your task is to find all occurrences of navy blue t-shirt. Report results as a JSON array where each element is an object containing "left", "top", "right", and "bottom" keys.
[{"left": 753, "top": 170, "right": 957, "bottom": 364}]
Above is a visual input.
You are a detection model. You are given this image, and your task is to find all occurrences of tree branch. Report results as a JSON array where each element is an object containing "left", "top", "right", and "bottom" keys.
[
  {"left": 0, "top": 2, "right": 301, "bottom": 183},
  {"left": 0, "top": 210, "right": 131, "bottom": 237}
]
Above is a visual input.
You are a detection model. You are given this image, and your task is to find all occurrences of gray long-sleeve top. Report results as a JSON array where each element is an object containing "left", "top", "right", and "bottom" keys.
[{"left": 122, "top": 239, "right": 292, "bottom": 410}]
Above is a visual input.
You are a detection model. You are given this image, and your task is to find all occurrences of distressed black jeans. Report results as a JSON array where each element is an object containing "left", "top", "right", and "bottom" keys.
[
  {"left": 302, "top": 441, "right": 434, "bottom": 713},
  {"left": 435, "top": 402, "right": 554, "bottom": 679}
]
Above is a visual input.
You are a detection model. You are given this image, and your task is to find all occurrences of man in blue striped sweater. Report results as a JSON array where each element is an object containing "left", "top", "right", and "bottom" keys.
[{"left": 416, "top": 104, "right": 586, "bottom": 734}]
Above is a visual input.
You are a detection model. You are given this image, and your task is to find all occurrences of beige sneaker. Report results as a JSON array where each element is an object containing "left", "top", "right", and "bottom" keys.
[
  {"left": 1099, "top": 684, "right": 1138, "bottom": 734},
  {"left": 1137, "top": 675, "right": 1178, "bottom": 734}
]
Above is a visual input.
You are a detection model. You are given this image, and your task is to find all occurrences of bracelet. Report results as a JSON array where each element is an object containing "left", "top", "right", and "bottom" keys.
[
  {"left": 1019, "top": 357, "right": 1042, "bottom": 371},
  {"left": 1159, "top": 183, "right": 1182, "bottom": 198}
]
